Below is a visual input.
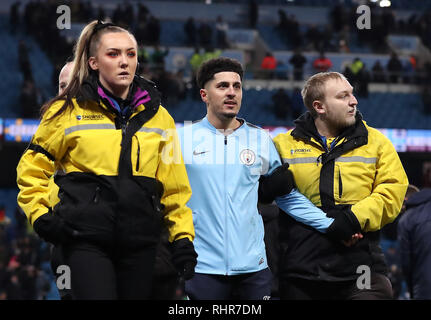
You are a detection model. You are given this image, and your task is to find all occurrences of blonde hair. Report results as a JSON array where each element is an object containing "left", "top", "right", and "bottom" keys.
[
  {"left": 41, "top": 20, "right": 136, "bottom": 118},
  {"left": 301, "top": 72, "right": 347, "bottom": 118}
]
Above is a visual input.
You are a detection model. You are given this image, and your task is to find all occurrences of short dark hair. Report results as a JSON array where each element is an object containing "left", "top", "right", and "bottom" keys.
[{"left": 196, "top": 57, "right": 243, "bottom": 89}]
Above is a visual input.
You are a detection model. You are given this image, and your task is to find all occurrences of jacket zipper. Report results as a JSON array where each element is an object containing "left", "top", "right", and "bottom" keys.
[
  {"left": 325, "top": 140, "right": 344, "bottom": 199},
  {"left": 224, "top": 135, "right": 228, "bottom": 275},
  {"left": 316, "top": 153, "right": 324, "bottom": 166},
  {"left": 93, "top": 186, "right": 101, "bottom": 203},
  {"left": 120, "top": 114, "right": 128, "bottom": 147},
  {"left": 121, "top": 115, "right": 127, "bottom": 138},
  {"left": 136, "top": 137, "right": 140, "bottom": 171}
]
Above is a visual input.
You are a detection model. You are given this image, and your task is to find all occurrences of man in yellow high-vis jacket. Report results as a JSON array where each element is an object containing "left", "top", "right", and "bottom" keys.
[{"left": 273, "top": 72, "right": 408, "bottom": 299}]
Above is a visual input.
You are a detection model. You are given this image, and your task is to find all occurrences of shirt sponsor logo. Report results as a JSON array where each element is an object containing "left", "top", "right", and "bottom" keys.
[
  {"left": 240, "top": 149, "right": 256, "bottom": 166},
  {"left": 290, "top": 148, "right": 312, "bottom": 155},
  {"left": 76, "top": 114, "right": 104, "bottom": 121}
]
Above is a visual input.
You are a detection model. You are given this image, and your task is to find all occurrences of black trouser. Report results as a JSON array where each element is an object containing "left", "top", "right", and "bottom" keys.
[
  {"left": 50, "top": 245, "right": 73, "bottom": 300},
  {"left": 151, "top": 274, "right": 179, "bottom": 300},
  {"left": 280, "top": 273, "right": 393, "bottom": 300},
  {"left": 62, "top": 241, "right": 156, "bottom": 300}
]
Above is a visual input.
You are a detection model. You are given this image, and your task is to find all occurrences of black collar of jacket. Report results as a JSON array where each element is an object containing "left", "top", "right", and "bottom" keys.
[
  {"left": 291, "top": 111, "right": 368, "bottom": 148},
  {"left": 77, "top": 72, "right": 161, "bottom": 115},
  {"left": 98, "top": 79, "right": 134, "bottom": 110}
]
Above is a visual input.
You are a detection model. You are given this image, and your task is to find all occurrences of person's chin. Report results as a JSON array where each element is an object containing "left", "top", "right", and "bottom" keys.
[
  {"left": 222, "top": 112, "right": 238, "bottom": 119},
  {"left": 330, "top": 118, "right": 353, "bottom": 132},
  {"left": 346, "top": 116, "right": 356, "bottom": 126},
  {"left": 117, "top": 79, "right": 133, "bottom": 86}
]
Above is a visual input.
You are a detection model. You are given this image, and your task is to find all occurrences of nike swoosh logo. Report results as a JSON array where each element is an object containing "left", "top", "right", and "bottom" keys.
[{"left": 193, "top": 150, "right": 209, "bottom": 156}]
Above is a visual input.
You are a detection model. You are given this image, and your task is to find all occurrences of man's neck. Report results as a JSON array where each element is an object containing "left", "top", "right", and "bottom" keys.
[
  {"left": 207, "top": 114, "right": 241, "bottom": 135},
  {"left": 314, "top": 117, "right": 338, "bottom": 138}
]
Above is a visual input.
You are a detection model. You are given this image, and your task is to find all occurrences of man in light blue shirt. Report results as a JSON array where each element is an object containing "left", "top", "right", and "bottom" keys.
[{"left": 177, "top": 57, "right": 358, "bottom": 300}]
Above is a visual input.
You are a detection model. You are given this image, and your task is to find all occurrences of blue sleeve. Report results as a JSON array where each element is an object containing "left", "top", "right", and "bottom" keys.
[
  {"left": 275, "top": 189, "right": 334, "bottom": 233},
  {"left": 264, "top": 135, "right": 282, "bottom": 176}
]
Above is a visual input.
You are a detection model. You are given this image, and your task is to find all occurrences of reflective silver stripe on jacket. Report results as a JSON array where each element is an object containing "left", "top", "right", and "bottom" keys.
[
  {"left": 65, "top": 124, "right": 116, "bottom": 135},
  {"left": 282, "top": 157, "right": 317, "bottom": 164},
  {"left": 65, "top": 124, "right": 165, "bottom": 136},
  {"left": 282, "top": 156, "right": 377, "bottom": 164},
  {"left": 138, "top": 127, "right": 165, "bottom": 136},
  {"left": 335, "top": 156, "right": 377, "bottom": 164}
]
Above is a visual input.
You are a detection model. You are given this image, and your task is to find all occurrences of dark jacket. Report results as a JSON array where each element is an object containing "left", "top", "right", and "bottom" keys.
[{"left": 398, "top": 188, "right": 431, "bottom": 299}]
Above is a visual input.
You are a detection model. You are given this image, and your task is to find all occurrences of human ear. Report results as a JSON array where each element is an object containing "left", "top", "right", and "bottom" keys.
[
  {"left": 313, "top": 100, "right": 325, "bottom": 115},
  {"left": 88, "top": 56, "right": 98, "bottom": 71},
  {"left": 200, "top": 89, "right": 207, "bottom": 103}
]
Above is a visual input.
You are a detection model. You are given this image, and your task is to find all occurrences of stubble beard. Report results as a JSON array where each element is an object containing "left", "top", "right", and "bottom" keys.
[
  {"left": 326, "top": 111, "right": 357, "bottom": 133},
  {"left": 221, "top": 112, "right": 237, "bottom": 119}
]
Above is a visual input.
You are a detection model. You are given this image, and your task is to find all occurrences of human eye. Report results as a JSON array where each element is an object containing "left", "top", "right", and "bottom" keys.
[
  {"left": 107, "top": 51, "right": 118, "bottom": 57},
  {"left": 127, "top": 51, "right": 136, "bottom": 57}
]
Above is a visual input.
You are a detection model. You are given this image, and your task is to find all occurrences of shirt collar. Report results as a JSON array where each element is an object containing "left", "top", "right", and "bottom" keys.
[{"left": 202, "top": 116, "right": 246, "bottom": 136}]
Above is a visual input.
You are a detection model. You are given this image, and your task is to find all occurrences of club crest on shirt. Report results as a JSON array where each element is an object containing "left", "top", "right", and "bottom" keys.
[{"left": 240, "top": 149, "right": 256, "bottom": 166}]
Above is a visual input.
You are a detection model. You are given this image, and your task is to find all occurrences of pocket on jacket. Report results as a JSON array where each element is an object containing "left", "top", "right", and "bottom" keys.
[
  {"left": 115, "top": 177, "right": 164, "bottom": 247},
  {"left": 132, "top": 131, "right": 162, "bottom": 176},
  {"left": 55, "top": 182, "right": 116, "bottom": 237}
]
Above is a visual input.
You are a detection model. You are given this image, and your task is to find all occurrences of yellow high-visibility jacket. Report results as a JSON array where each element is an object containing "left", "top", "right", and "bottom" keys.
[
  {"left": 274, "top": 117, "right": 408, "bottom": 232},
  {"left": 273, "top": 112, "right": 408, "bottom": 280},
  {"left": 17, "top": 76, "right": 194, "bottom": 246}
]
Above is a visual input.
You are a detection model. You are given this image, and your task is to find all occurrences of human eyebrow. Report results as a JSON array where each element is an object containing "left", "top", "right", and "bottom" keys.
[
  {"left": 216, "top": 81, "right": 230, "bottom": 87},
  {"left": 216, "top": 81, "right": 241, "bottom": 88},
  {"left": 106, "top": 47, "right": 136, "bottom": 51},
  {"left": 336, "top": 90, "right": 352, "bottom": 97}
]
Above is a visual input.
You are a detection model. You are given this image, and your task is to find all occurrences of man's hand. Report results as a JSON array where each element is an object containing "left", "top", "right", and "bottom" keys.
[
  {"left": 342, "top": 233, "right": 363, "bottom": 247},
  {"left": 33, "top": 212, "right": 80, "bottom": 245},
  {"left": 258, "top": 163, "right": 295, "bottom": 204},
  {"left": 325, "top": 206, "right": 362, "bottom": 242},
  {"left": 170, "top": 238, "right": 198, "bottom": 280}
]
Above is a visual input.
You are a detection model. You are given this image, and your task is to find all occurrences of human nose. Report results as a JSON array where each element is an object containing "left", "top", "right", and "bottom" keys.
[
  {"left": 119, "top": 53, "right": 128, "bottom": 67},
  {"left": 349, "top": 94, "right": 358, "bottom": 106},
  {"left": 227, "top": 85, "right": 236, "bottom": 96}
]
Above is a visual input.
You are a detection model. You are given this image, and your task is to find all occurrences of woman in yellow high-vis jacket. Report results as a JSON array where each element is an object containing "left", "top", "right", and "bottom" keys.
[
  {"left": 273, "top": 72, "right": 408, "bottom": 300},
  {"left": 16, "top": 20, "right": 196, "bottom": 299}
]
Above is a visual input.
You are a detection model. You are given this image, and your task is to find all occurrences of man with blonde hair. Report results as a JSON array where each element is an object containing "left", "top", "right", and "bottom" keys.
[
  {"left": 273, "top": 72, "right": 409, "bottom": 299},
  {"left": 58, "top": 61, "right": 74, "bottom": 95}
]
